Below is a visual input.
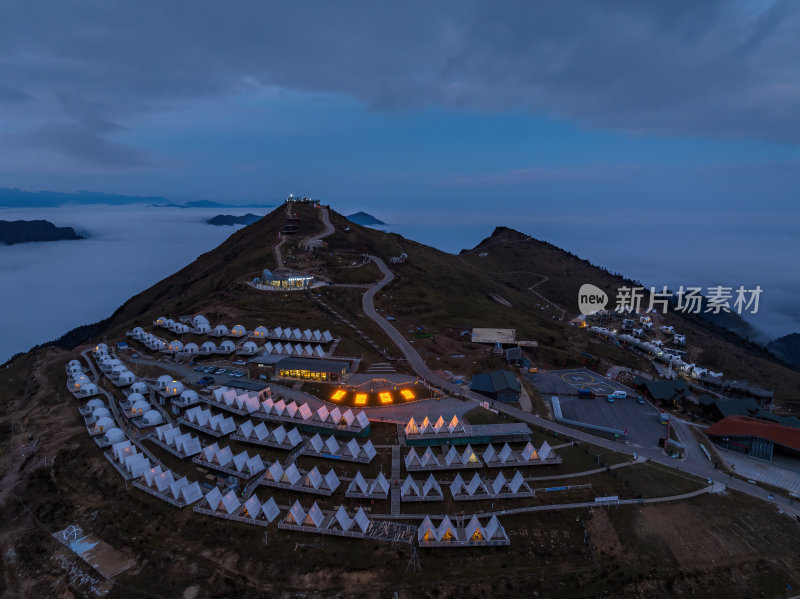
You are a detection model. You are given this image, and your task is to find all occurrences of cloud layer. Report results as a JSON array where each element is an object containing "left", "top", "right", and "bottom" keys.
[{"left": 1, "top": 0, "right": 799, "bottom": 169}]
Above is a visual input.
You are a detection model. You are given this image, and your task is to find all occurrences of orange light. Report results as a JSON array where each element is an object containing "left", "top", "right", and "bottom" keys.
[
  {"left": 355, "top": 393, "right": 367, "bottom": 405},
  {"left": 400, "top": 389, "right": 415, "bottom": 400},
  {"left": 331, "top": 389, "right": 346, "bottom": 401},
  {"left": 379, "top": 392, "right": 392, "bottom": 404}
]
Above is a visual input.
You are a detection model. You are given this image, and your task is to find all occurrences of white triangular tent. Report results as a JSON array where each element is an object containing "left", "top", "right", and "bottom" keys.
[
  {"left": 205, "top": 487, "right": 223, "bottom": 511},
  {"left": 348, "top": 470, "right": 369, "bottom": 494},
  {"left": 401, "top": 475, "right": 420, "bottom": 498},
  {"left": 482, "top": 443, "right": 497, "bottom": 464},
  {"left": 538, "top": 440, "right": 553, "bottom": 461}
]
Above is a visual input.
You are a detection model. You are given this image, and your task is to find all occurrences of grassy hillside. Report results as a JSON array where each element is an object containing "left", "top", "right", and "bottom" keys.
[{"left": 4, "top": 204, "right": 798, "bottom": 399}]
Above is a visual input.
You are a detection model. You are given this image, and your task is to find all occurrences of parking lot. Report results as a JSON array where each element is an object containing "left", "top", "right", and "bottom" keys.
[{"left": 526, "top": 368, "right": 667, "bottom": 448}]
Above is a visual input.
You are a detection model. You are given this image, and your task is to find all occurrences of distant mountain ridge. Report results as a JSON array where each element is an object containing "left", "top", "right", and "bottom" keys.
[
  {"left": 0, "top": 187, "right": 273, "bottom": 208},
  {"left": 206, "top": 213, "right": 262, "bottom": 226},
  {"left": 346, "top": 211, "right": 385, "bottom": 225},
  {"left": 0, "top": 187, "right": 168, "bottom": 207},
  {"left": 768, "top": 333, "right": 800, "bottom": 370},
  {"left": 0, "top": 219, "right": 84, "bottom": 245}
]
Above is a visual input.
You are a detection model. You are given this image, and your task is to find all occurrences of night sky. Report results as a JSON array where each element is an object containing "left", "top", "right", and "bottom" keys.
[{"left": 0, "top": 1, "right": 797, "bottom": 213}]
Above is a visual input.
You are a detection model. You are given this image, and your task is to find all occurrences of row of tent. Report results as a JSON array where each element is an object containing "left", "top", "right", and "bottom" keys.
[
  {"left": 194, "top": 442, "right": 266, "bottom": 478},
  {"left": 152, "top": 423, "right": 202, "bottom": 457},
  {"left": 210, "top": 388, "right": 370, "bottom": 431},
  {"left": 196, "top": 487, "right": 280, "bottom": 525},
  {"left": 400, "top": 474, "right": 443, "bottom": 501},
  {"left": 418, "top": 515, "right": 508, "bottom": 546},
  {"left": 126, "top": 328, "right": 168, "bottom": 351},
  {"left": 152, "top": 318, "right": 194, "bottom": 334},
  {"left": 281, "top": 500, "right": 370, "bottom": 537},
  {"left": 138, "top": 465, "right": 204, "bottom": 506},
  {"left": 305, "top": 434, "right": 377, "bottom": 463},
  {"left": 69, "top": 371, "right": 100, "bottom": 398},
  {"left": 404, "top": 415, "right": 465, "bottom": 437},
  {"left": 95, "top": 352, "right": 136, "bottom": 386},
  {"left": 251, "top": 326, "right": 333, "bottom": 343},
  {"left": 405, "top": 441, "right": 555, "bottom": 470},
  {"left": 589, "top": 326, "right": 723, "bottom": 379},
  {"left": 181, "top": 407, "right": 237, "bottom": 436},
  {"left": 261, "top": 341, "right": 326, "bottom": 358},
  {"left": 346, "top": 471, "right": 390, "bottom": 499},
  {"left": 84, "top": 404, "right": 116, "bottom": 437},
  {"left": 152, "top": 316, "right": 335, "bottom": 344},
  {"left": 449, "top": 471, "right": 533, "bottom": 500},
  {"left": 261, "top": 461, "right": 340, "bottom": 496},
  {"left": 232, "top": 420, "right": 303, "bottom": 449},
  {"left": 111, "top": 440, "right": 153, "bottom": 479}
]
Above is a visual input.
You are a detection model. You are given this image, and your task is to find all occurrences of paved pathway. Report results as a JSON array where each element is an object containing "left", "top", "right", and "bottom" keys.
[
  {"left": 390, "top": 445, "right": 401, "bottom": 515},
  {"left": 302, "top": 206, "right": 335, "bottom": 249},
  {"left": 371, "top": 484, "right": 721, "bottom": 521}
]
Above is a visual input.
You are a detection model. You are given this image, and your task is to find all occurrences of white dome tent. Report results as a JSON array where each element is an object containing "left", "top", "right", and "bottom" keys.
[
  {"left": 130, "top": 381, "right": 148, "bottom": 394},
  {"left": 127, "top": 392, "right": 146, "bottom": 404},
  {"left": 74, "top": 382, "right": 99, "bottom": 398},
  {"left": 192, "top": 315, "right": 211, "bottom": 333},
  {"left": 156, "top": 375, "right": 173, "bottom": 389},
  {"left": 85, "top": 398, "right": 105, "bottom": 412},
  {"left": 212, "top": 324, "right": 229, "bottom": 337},
  {"left": 92, "top": 407, "right": 111, "bottom": 421},
  {"left": 183, "top": 342, "right": 199, "bottom": 355},
  {"left": 162, "top": 380, "right": 184, "bottom": 396},
  {"left": 231, "top": 325, "right": 246, "bottom": 337},
  {"left": 239, "top": 341, "right": 258, "bottom": 355},
  {"left": 168, "top": 340, "right": 184, "bottom": 352},
  {"left": 142, "top": 410, "right": 163, "bottom": 426},
  {"left": 252, "top": 326, "right": 268, "bottom": 338},
  {"left": 131, "top": 400, "right": 150, "bottom": 416},
  {"left": 116, "top": 370, "right": 135, "bottom": 385},
  {"left": 200, "top": 341, "right": 217, "bottom": 354},
  {"left": 219, "top": 340, "right": 235, "bottom": 354},
  {"left": 104, "top": 428, "right": 126, "bottom": 444},
  {"left": 179, "top": 390, "right": 199, "bottom": 404},
  {"left": 93, "top": 416, "right": 114, "bottom": 434}
]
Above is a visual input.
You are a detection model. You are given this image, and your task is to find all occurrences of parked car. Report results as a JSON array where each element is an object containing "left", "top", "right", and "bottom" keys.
[
  {"left": 233, "top": 360, "right": 247, "bottom": 366},
  {"left": 193, "top": 366, "right": 205, "bottom": 372},
  {"left": 637, "top": 396, "right": 646, "bottom": 404},
  {"left": 131, "top": 353, "right": 140, "bottom": 358},
  {"left": 214, "top": 368, "right": 226, "bottom": 375},
  {"left": 607, "top": 396, "right": 615, "bottom": 403},
  {"left": 608, "top": 390, "right": 627, "bottom": 400}
]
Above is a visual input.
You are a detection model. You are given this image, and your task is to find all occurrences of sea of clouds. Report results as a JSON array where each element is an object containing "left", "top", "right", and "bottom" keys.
[
  {"left": 1, "top": 203, "right": 797, "bottom": 363},
  {"left": 0, "top": 204, "right": 261, "bottom": 363}
]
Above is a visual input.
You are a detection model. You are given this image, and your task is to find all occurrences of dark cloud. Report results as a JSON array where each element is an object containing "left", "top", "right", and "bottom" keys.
[
  {"left": 27, "top": 120, "right": 147, "bottom": 167},
  {"left": 0, "top": 0, "right": 798, "bottom": 166}
]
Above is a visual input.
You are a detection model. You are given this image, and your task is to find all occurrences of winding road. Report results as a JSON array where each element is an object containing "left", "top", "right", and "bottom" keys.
[
  {"left": 303, "top": 206, "right": 334, "bottom": 250},
  {"left": 359, "top": 256, "right": 800, "bottom": 520}
]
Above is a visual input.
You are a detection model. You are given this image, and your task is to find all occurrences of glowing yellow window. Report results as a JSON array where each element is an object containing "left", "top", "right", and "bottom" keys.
[
  {"left": 441, "top": 528, "right": 455, "bottom": 541},
  {"left": 471, "top": 529, "right": 484, "bottom": 541},
  {"left": 331, "top": 389, "right": 346, "bottom": 401},
  {"left": 400, "top": 389, "right": 415, "bottom": 400},
  {"left": 355, "top": 393, "right": 367, "bottom": 405},
  {"left": 379, "top": 392, "right": 392, "bottom": 404}
]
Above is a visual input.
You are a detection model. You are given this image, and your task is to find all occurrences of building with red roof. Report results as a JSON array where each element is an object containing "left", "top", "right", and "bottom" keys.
[{"left": 705, "top": 416, "right": 800, "bottom": 462}]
